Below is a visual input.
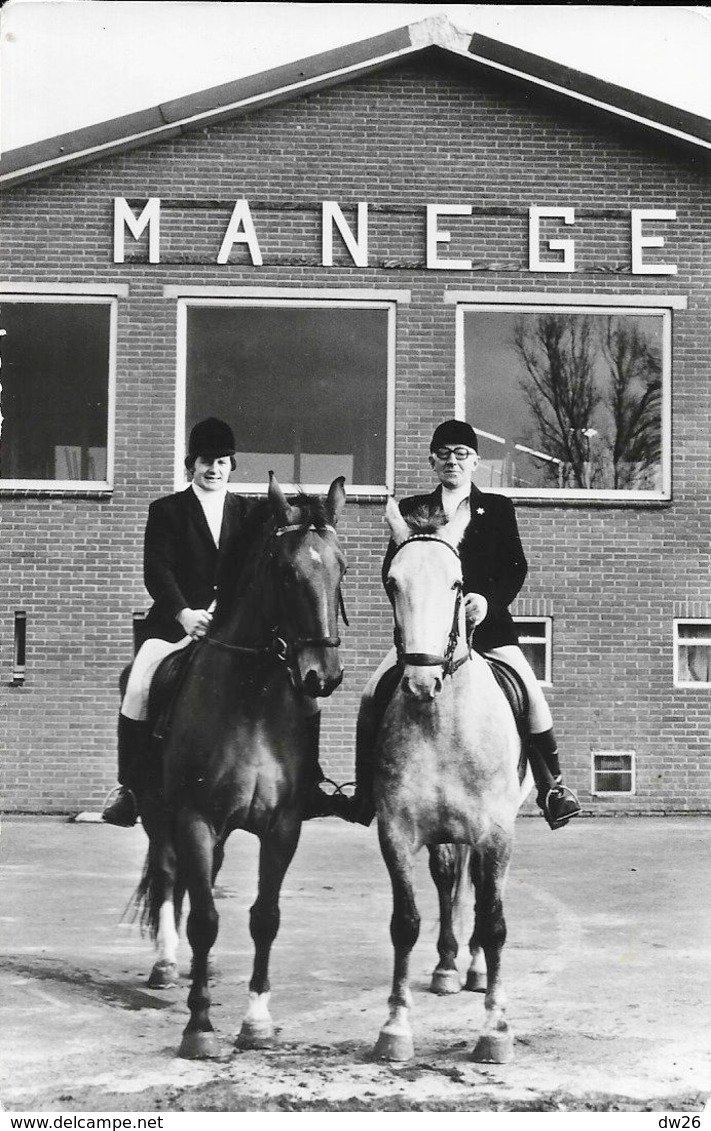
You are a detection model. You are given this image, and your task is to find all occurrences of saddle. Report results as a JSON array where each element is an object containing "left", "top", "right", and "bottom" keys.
[{"left": 373, "top": 654, "right": 530, "bottom": 783}]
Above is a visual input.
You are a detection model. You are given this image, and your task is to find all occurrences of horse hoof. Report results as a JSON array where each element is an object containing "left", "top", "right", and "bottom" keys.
[
  {"left": 430, "top": 969, "right": 461, "bottom": 995},
  {"left": 373, "top": 1030, "right": 415, "bottom": 1062},
  {"left": 178, "top": 1029, "right": 220, "bottom": 1060},
  {"left": 148, "top": 961, "right": 179, "bottom": 989},
  {"left": 236, "top": 1019, "right": 276, "bottom": 1049},
  {"left": 463, "top": 970, "right": 487, "bottom": 993},
  {"left": 471, "top": 1031, "right": 514, "bottom": 1064}
]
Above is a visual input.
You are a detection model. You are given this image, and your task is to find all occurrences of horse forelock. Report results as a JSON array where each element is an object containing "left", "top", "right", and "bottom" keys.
[
  {"left": 286, "top": 493, "right": 333, "bottom": 531},
  {"left": 403, "top": 505, "right": 448, "bottom": 537}
]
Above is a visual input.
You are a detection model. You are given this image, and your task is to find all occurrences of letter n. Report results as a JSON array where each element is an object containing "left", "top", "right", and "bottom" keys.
[
  {"left": 322, "top": 202, "right": 368, "bottom": 267},
  {"left": 113, "top": 198, "right": 161, "bottom": 263}
]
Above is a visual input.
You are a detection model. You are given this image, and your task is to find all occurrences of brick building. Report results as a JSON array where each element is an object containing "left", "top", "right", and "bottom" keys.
[{"left": 1, "top": 18, "right": 710, "bottom": 814}]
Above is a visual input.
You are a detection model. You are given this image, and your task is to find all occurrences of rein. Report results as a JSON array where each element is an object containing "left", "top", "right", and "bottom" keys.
[
  {"left": 204, "top": 521, "right": 347, "bottom": 674},
  {"left": 389, "top": 533, "right": 470, "bottom": 679}
]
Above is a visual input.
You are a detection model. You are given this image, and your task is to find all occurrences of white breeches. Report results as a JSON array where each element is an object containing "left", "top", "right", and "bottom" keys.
[
  {"left": 121, "top": 636, "right": 321, "bottom": 722},
  {"left": 362, "top": 643, "right": 552, "bottom": 735},
  {"left": 121, "top": 636, "right": 192, "bottom": 721}
]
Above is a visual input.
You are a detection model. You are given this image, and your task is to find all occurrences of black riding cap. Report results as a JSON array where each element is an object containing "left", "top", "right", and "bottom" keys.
[
  {"left": 187, "top": 417, "right": 236, "bottom": 460},
  {"left": 430, "top": 419, "right": 478, "bottom": 453}
]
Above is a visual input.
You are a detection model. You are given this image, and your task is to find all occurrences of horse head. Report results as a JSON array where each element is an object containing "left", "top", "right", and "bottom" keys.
[
  {"left": 385, "top": 496, "right": 468, "bottom": 702},
  {"left": 266, "top": 473, "right": 347, "bottom": 698}
]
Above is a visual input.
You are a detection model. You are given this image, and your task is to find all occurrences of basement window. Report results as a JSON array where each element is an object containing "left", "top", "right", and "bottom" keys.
[{"left": 591, "top": 751, "right": 635, "bottom": 795}]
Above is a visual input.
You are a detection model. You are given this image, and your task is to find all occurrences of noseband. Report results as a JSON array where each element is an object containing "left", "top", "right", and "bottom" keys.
[
  {"left": 389, "top": 534, "right": 469, "bottom": 679},
  {"left": 205, "top": 522, "right": 347, "bottom": 682}
]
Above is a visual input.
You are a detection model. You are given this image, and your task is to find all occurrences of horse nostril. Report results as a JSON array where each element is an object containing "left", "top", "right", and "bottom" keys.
[{"left": 432, "top": 675, "right": 443, "bottom": 697}]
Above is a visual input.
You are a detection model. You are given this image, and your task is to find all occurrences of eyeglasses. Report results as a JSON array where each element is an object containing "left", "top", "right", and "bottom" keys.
[{"left": 434, "top": 447, "right": 475, "bottom": 462}]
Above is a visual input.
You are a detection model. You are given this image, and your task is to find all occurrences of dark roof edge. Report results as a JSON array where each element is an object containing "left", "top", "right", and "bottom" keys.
[
  {"left": 468, "top": 31, "right": 711, "bottom": 148},
  {"left": 0, "top": 22, "right": 418, "bottom": 186}
]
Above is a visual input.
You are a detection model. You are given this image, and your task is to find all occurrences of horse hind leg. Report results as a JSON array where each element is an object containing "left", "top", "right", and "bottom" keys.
[
  {"left": 236, "top": 821, "right": 300, "bottom": 1050},
  {"left": 427, "top": 845, "right": 462, "bottom": 995},
  {"left": 175, "top": 810, "right": 221, "bottom": 1060},
  {"left": 468, "top": 836, "right": 515, "bottom": 1064},
  {"left": 373, "top": 826, "right": 419, "bottom": 1062}
]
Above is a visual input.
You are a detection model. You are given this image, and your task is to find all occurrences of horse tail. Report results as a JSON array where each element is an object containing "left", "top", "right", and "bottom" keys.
[
  {"left": 130, "top": 837, "right": 182, "bottom": 940},
  {"left": 451, "top": 845, "right": 473, "bottom": 930}
]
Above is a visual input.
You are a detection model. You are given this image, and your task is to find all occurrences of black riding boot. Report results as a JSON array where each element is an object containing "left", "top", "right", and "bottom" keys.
[
  {"left": 351, "top": 695, "right": 378, "bottom": 827},
  {"left": 302, "top": 712, "right": 352, "bottom": 821},
  {"left": 101, "top": 715, "right": 149, "bottom": 827},
  {"left": 527, "top": 729, "right": 581, "bottom": 830}
]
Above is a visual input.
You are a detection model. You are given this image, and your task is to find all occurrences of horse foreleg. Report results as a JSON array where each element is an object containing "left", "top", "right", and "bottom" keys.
[
  {"left": 374, "top": 826, "right": 419, "bottom": 1062},
  {"left": 427, "top": 844, "right": 462, "bottom": 995},
  {"left": 175, "top": 810, "right": 220, "bottom": 1060},
  {"left": 237, "top": 822, "right": 300, "bottom": 1049},
  {"left": 147, "top": 899, "right": 180, "bottom": 988},
  {"left": 468, "top": 836, "right": 515, "bottom": 1064}
]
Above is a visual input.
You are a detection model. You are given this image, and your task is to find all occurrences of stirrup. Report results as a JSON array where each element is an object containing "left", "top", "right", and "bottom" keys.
[
  {"left": 101, "top": 786, "right": 138, "bottom": 828},
  {"left": 303, "top": 778, "right": 354, "bottom": 822},
  {"left": 543, "top": 784, "right": 581, "bottom": 830}
]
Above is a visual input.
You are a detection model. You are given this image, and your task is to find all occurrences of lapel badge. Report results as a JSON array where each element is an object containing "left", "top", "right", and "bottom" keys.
[{"left": 476, "top": 507, "right": 485, "bottom": 515}]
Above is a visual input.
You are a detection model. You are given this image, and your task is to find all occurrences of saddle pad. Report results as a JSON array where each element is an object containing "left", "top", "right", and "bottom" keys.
[
  {"left": 147, "top": 642, "right": 198, "bottom": 740},
  {"left": 486, "top": 656, "right": 530, "bottom": 733}
]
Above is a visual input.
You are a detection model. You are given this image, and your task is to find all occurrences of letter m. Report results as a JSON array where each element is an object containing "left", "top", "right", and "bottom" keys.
[{"left": 113, "top": 198, "right": 161, "bottom": 263}]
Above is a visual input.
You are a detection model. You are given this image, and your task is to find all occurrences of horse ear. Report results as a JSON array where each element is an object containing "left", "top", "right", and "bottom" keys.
[
  {"left": 326, "top": 476, "right": 346, "bottom": 525},
  {"left": 385, "top": 496, "right": 410, "bottom": 544},
  {"left": 268, "top": 471, "right": 296, "bottom": 525}
]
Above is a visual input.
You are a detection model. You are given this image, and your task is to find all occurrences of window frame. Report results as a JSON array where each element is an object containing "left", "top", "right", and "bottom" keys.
[
  {"left": 673, "top": 618, "right": 711, "bottom": 688},
  {"left": 449, "top": 291, "right": 682, "bottom": 503},
  {"left": 590, "top": 750, "right": 636, "bottom": 797},
  {"left": 0, "top": 289, "right": 119, "bottom": 492},
  {"left": 174, "top": 290, "right": 400, "bottom": 497},
  {"left": 513, "top": 614, "right": 552, "bottom": 686}
]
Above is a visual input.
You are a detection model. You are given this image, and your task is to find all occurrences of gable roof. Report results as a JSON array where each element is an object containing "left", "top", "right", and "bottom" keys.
[{"left": 2, "top": 15, "right": 709, "bottom": 189}]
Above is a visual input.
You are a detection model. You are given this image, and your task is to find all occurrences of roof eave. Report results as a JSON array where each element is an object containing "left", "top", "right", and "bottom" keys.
[{"left": 1, "top": 17, "right": 708, "bottom": 189}]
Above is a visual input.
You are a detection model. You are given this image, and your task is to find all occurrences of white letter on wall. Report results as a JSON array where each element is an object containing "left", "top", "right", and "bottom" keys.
[
  {"left": 217, "top": 200, "right": 263, "bottom": 266},
  {"left": 426, "top": 205, "right": 473, "bottom": 270},
  {"left": 322, "top": 202, "right": 369, "bottom": 267},
  {"left": 529, "top": 206, "right": 575, "bottom": 272},
  {"left": 113, "top": 197, "right": 161, "bottom": 263},
  {"left": 631, "top": 209, "right": 677, "bottom": 275}
]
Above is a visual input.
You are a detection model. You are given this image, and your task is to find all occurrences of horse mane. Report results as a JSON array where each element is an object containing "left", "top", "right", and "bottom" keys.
[{"left": 403, "top": 504, "right": 448, "bottom": 537}]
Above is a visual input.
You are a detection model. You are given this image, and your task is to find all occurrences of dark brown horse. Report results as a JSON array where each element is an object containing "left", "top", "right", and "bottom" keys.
[{"left": 136, "top": 473, "right": 347, "bottom": 1058}]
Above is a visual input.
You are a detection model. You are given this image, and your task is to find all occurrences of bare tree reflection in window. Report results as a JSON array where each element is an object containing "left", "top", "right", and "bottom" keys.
[{"left": 513, "top": 313, "right": 662, "bottom": 491}]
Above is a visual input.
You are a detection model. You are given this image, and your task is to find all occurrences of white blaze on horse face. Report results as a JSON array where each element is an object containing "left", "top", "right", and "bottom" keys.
[
  {"left": 309, "top": 546, "right": 323, "bottom": 564},
  {"left": 390, "top": 540, "right": 464, "bottom": 700}
]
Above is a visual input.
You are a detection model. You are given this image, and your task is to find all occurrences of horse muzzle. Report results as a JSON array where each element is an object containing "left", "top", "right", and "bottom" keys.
[
  {"left": 401, "top": 665, "right": 444, "bottom": 701},
  {"left": 300, "top": 665, "right": 344, "bottom": 698}
]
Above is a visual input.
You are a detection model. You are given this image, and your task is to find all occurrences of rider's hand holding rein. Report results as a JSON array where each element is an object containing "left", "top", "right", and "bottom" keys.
[
  {"left": 178, "top": 608, "right": 213, "bottom": 639},
  {"left": 464, "top": 592, "right": 488, "bottom": 630}
]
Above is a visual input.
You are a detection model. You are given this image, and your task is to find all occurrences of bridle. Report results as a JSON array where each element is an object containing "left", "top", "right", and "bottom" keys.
[
  {"left": 204, "top": 522, "right": 347, "bottom": 686},
  {"left": 388, "top": 533, "right": 470, "bottom": 679}
]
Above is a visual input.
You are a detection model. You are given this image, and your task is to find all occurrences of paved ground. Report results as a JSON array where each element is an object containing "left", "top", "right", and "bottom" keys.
[{"left": 0, "top": 814, "right": 710, "bottom": 1112}]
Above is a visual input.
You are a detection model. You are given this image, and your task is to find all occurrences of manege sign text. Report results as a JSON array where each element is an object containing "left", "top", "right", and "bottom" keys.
[{"left": 113, "top": 198, "right": 678, "bottom": 275}]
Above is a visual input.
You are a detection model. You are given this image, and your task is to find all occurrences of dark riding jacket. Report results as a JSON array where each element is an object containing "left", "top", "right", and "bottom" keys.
[
  {"left": 382, "top": 484, "right": 528, "bottom": 654},
  {"left": 141, "top": 487, "right": 256, "bottom": 644}
]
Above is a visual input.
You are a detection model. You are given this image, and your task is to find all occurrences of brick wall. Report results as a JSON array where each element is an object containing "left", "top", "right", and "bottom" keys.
[{"left": 1, "top": 56, "right": 710, "bottom": 812}]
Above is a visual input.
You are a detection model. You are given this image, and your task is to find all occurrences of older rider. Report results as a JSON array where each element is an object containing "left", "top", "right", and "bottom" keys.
[
  {"left": 351, "top": 418, "right": 581, "bottom": 831},
  {"left": 102, "top": 417, "right": 348, "bottom": 827}
]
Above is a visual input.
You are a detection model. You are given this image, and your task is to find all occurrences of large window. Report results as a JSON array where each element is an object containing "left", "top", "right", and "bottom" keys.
[
  {"left": 454, "top": 298, "right": 673, "bottom": 501},
  {"left": 0, "top": 295, "right": 115, "bottom": 489},
  {"left": 178, "top": 297, "right": 395, "bottom": 494}
]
